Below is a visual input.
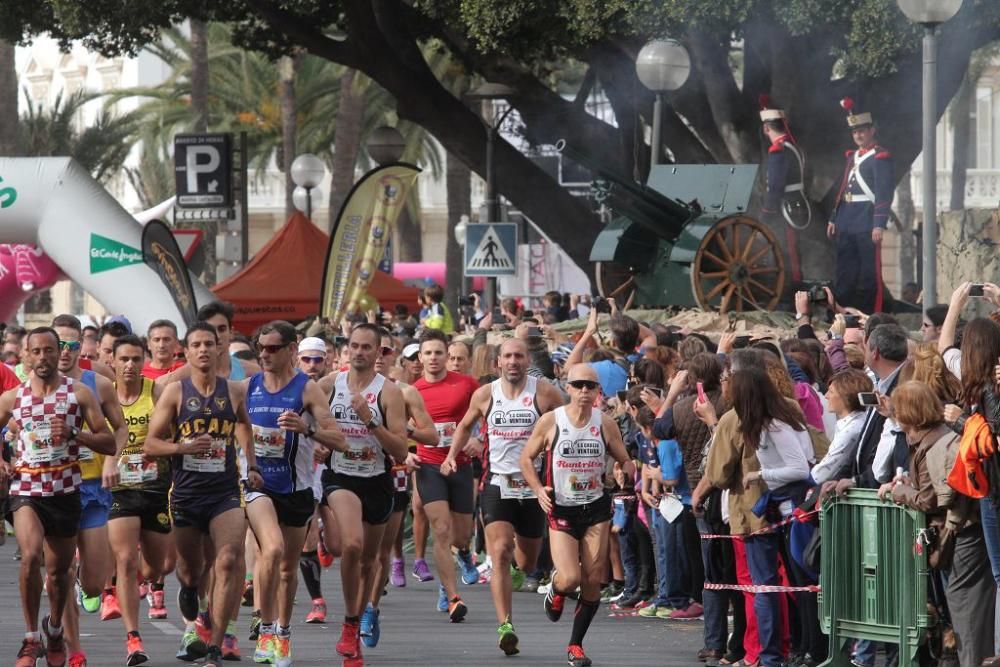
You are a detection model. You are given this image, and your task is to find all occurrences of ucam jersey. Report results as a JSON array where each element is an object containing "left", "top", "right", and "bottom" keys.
[
  {"left": 548, "top": 406, "right": 607, "bottom": 507},
  {"left": 246, "top": 371, "right": 314, "bottom": 495},
  {"left": 329, "top": 372, "right": 389, "bottom": 478}
]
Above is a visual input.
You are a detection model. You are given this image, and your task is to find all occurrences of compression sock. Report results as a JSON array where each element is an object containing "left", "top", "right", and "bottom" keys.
[
  {"left": 299, "top": 551, "right": 323, "bottom": 599},
  {"left": 569, "top": 598, "right": 600, "bottom": 647},
  {"left": 178, "top": 586, "right": 200, "bottom": 622},
  {"left": 345, "top": 615, "right": 360, "bottom": 624}
]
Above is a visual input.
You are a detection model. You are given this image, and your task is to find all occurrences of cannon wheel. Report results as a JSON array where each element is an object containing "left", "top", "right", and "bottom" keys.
[
  {"left": 595, "top": 261, "right": 638, "bottom": 310},
  {"left": 692, "top": 215, "right": 785, "bottom": 313}
]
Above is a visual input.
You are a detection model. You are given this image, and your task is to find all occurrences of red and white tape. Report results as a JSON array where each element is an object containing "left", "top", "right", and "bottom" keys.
[
  {"left": 704, "top": 582, "right": 821, "bottom": 594},
  {"left": 700, "top": 509, "right": 819, "bottom": 540}
]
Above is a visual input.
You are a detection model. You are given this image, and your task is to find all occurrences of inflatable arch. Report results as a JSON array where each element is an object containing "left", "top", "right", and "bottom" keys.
[{"left": 0, "top": 158, "right": 215, "bottom": 333}]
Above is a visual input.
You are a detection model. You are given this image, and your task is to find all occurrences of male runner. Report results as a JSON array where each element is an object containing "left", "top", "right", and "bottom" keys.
[
  {"left": 446, "top": 341, "right": 472, "bottom": 376},
  {"left": 442, "top": 338, "right": 565, "bottom": 655},
  {"left": 412, "top": 329, "right": 480, "bottom": 618},
  {"left": 106, "top": 334, "right": 170, "bottom": 665},
  {"left": 0, "top": 327, "right": 116, "bottom": 667},
  {"left": 242, "top": 321, "right": 346, "bottom": 667},
  {"left": 142, "top": 319, "right": 184, "bottom": 380},
  {"left": 520, "top": 365, "right": 634, "bottom": 667},
  {"left": 317, "top": 323, "right": 408, "bottom": 667},
  {"left": 145, "top": 322, "right": 263, "bottom": 667},
  {"left": 360, "top": 331, "right": 439, "bottom": 647},
  {"left": 98, "top": 318, "right": 131, "bottom": 366},
  {"left": 52, "top": 315, "right": 129, "bottom": 667}
]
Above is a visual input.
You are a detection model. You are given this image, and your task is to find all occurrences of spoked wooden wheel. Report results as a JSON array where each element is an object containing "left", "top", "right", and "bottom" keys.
[
  {"left": 692, "top": 215, "right": 785, "bottom": 313},
  {"left": 595, "top": 261, "right": 638, "bottom": 310}
]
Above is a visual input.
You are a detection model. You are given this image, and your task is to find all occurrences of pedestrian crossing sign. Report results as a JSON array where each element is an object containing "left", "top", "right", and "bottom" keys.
[{"left": 464, "top": 223, "right": 518, "bottom": 276}]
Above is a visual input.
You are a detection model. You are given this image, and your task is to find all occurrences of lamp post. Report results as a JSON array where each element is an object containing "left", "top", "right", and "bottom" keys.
[
  {"left": 896, "top": 0, "right": 962, "bottom": 313},
  {"left": 635, "top": 39, "right": 691, "bottom": 165},
  {"left": 290, "top": 153, "right": 326, "bottom": 221},
  {"left": 466, "top": 82, "right": 517, "bottom": 312},
  {"left": 366, "top": 126, "right": 406, "bottom": 166}
]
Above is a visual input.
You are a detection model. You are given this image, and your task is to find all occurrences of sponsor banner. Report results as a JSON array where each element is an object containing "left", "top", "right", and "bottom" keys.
[
  {"left": 320, "top": 163, "right": 420, "bottom": 322},
  {"left": 141, "top": 220, "right": 199, "bottom": 326},
  {"left": 90, "top": 233, "right": 143, "bottom": 274}
]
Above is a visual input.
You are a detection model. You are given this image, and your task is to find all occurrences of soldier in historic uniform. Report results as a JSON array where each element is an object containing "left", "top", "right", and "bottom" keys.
[{"left": 827, "top": 97, "right": 894, "bottom": 313}]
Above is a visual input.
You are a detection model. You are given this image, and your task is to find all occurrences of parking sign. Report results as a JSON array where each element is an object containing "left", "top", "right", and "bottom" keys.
[{"left": 174, "top": 133, "right": 232, "bottom": 208}]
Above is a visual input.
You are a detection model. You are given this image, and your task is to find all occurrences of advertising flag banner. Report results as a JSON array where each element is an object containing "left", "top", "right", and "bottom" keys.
[{"left": 142, "top": 220, "right": 199, "bottom": 326}]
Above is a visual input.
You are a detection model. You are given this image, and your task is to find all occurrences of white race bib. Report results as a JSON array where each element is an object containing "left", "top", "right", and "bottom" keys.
[
  {"left": 252, "top": 425, "right": 286, "bottom": 459},
  {"left": 19, "top": 421, "right": 67, "bottom": 466},
  {"left": 182, "top": 438, "right": 227, "bottom": 473},
  {"left": 119, "top": 453, "right": 158, "bottom": 485},
  {"left": 434, "top": 422, "right": 456, "bottom": 448},
  {"left": 492, "top": 472, "right": 536, "bottom": 500}
]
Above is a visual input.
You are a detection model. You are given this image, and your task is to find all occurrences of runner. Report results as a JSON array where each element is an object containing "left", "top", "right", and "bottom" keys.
[
  {"left": 98, "top": 318, "right": 132, "bottom": 366},
  {"left": 242, "top": 321, "right": 347, "bottom": 667},
  {"left": 411, "top": 329, "right": 480, "bottom": 619},
  {"left": 141, "top": 319, "right": 184, "bottom": 380},
  {"left": 520, "top": 365, "right": 634, "bottom": 667},
  {"left": 361, "top": 330, "right": 439, "bottom": 648},
  {"left": 144, "top": 322, "right": 263, "bottom": 667},
  {"left": 106, "top": 334, "right": 170, "bottom": 666},
  {"left": 317, "top": 323, "right": 408, "bottom": 667},
  {"left": 442, "top": 338, "right": 565, "bottom": 656},
  {"left": 0, "top": 327, "right": 116, "bottom": 667}
]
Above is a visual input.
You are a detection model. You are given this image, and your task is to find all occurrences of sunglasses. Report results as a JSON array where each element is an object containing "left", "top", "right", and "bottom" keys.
[
  {"left": 299, "top": 355, "right": 325, "bottom": 364},
  {"left": 381, "top": 346, "right": 395, "bottom": 356},
  {"left": 58, "top": 340, "right": 81, "bottom": 352},
  {"left": 257, "top": 343, "right": 290, "bottom": 354},
  {"left": 567, "top": 380, "right": 599, "bottom": 391}
]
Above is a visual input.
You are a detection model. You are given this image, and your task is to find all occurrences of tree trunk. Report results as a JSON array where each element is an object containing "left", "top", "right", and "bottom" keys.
[
  {"left": 395, "top": 203, "right": 422, "bottom": 262},
  {"left": 189, "top": 19, "right": 209, "bottom": 133},
  {"left": 327, "top": 67, "right": 363, "bottom": 231},
  {"left": 0, "top": 40, "right": 16, "bottom": 155},
  {"left": 445, "top": 149, "right": 471, "bottom": 313},
  {"left": 279, "top": 55, "right": 298, "bottom": 218},
  {"left": 950, "top": 71, "right": 973, "bottom": 212},
  {"left": 895, "top": 170, "right": 917, "bottom": 289}
]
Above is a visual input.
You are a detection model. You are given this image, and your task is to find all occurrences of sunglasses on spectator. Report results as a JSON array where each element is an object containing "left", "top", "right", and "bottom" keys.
[
  {"left": 299, "top": 356, "right": 325, "bottom": 364},
  {"left": 58, "top": 340, "right": 81, "bottom": 352},
  {"left": 567, "top": 380, "right": 599, "bottom": 391},
  {"left": 381, "top": 346, "right": 395, "bottom": 356},
  {"left": 257, "top": 343, "right": 291, "bottom": 354}
]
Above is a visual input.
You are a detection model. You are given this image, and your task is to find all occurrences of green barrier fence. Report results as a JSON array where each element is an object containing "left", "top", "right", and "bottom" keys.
[{"left": 819, "top": 488, "right": 931, "bottom": 666}]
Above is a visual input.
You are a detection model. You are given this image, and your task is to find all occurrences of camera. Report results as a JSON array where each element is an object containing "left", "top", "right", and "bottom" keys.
[
  {"left": 808, "top": 283, "right": 831, "bottom": 304},
  {"left": 458, "top": 294, "right": 476, "bottom": 307},
  {"left": 844, "top": 314, "right": 860, "bottom": 329},
  {"left": 593, "top": 296, "right": 611, "bottom": 314},
  {"left": 970, "top": 284, "right": 985, "bottom": 298}
]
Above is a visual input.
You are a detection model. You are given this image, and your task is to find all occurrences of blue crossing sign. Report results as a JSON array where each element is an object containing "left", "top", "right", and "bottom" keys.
[{"left": 464, "top": 223, "right": 517, "bottom": 277}]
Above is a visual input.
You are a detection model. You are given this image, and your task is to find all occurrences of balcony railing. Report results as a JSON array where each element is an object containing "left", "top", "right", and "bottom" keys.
[{"left": 910, "top": 169, "right": 1000, "bottom": 210}]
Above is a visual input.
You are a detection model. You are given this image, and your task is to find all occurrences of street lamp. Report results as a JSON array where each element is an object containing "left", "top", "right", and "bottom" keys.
[
  {"left": 290, "top": 153, "right": 326, "bottom": 221},
  {"left": 466, "top": 82, "right": 517, "bottom": 312},
  {"left": 366, "top": 126, "right": 407, "bottom": 165},
  {"left": 635, "top": 38, "right": 691, "bottom": 166},
  {"left": 896, "top": 0, "right": 962, "bottom": 313}
]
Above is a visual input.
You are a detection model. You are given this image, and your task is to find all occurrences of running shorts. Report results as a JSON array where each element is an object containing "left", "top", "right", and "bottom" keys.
[
  {"left": 246, "top": 488, "right": 315, "bottom": 528},
  {"left": 170, "top": 490, "right": 244, "bottom": 534},
  {"left": 415, "top": 463, "right": 474, "bottom": 515},
  {"left": 79, "top": 478, "right": 112, "bottom": 530},
  {"left": 321, "top": 470, "right": 394, "bottom": 526},
  {"left": 109, "top": 489, "right": 171, "bottom": 534},
  {"left": 480, "top": 482, "right": 546, "bottom": 539},
  {"left": 10, "top": 493, "right": 82, "bottom": 539},
  {"left": 548, "top": 493, "right": 612, "bottom": 541}
]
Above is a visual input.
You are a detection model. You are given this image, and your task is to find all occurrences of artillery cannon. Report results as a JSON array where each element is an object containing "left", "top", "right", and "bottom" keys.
[{"left": 566, "top": 143, "right": 786, "bottom": 312}]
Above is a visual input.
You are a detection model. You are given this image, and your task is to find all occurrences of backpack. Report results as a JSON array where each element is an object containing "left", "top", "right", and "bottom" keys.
[{"left": 947, "top": 412, "right": 996, "bottom": 499}]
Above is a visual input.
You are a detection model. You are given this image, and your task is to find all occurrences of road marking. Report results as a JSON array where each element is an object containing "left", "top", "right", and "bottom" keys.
[{"left": 151, "top": 620, "right": 183, "bottom": 636}]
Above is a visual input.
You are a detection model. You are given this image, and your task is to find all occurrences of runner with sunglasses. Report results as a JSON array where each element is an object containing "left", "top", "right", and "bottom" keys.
[
  {"left": 520, "top": 365, "right": 634, "bottom": 667},
  {"left": 442, "top": 337, "right": 565, "bottom": 656},
  {"left": 239, "top": 321, "right": 346, "bottom": 666}
]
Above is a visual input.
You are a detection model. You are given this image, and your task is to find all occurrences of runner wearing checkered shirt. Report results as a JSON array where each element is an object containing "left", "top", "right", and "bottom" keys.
[{"left": 0, "top": 327, "right": 117, "bottom": 667}]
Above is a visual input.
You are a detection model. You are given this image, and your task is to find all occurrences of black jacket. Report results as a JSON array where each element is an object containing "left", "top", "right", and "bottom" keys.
[{"left": 852, "top": 365, "right": 908, "bottom": 489}]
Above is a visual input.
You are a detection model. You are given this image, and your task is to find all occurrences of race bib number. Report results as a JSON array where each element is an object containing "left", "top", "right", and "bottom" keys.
[
  {"left": 182, "top": 438, "right": 227, "bottom": 473},
  {"left": 434, "top": 422, "right": 456, "bottom": 448},
  {"left": 391, "top": 464, "right": 408, "bottom": 493},
  {"left": 119, "top": 453, "right": 158, "bottom": 486},
  {"left": 561, "top": 471, "right": 602, "bottom": 505},
  {"left": 252, "top": 425, "right": 286, "bottom": 459},
  {"left": 19, "top": 421, "right": 67, "bottom": 466},
  {"left": 78, "top": 446, "right": 94, "bottom": 461},
  {"left": 334, "top": 444, "right": 380, "bottom": 476},
  {"left": 493, "top": 473, "right": 535, "bottom": 500}
]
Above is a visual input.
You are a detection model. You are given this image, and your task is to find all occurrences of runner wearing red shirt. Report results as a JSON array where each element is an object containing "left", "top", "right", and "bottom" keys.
[
  {"left": 141, "top": 320, "right": 185, "bottom": 381},
  {"left": 411, "top": 329, "right": 479, "bottom": 621}
]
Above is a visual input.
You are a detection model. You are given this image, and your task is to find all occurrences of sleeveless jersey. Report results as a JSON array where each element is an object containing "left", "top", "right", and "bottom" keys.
[
  {"left": 76, "top": 370, "right": 104, "bottom": 480},
  {"left": 113, "top": 378, "right": 168, "bottom": 493},
  {"left": 486, "top": 377, "right": 540, "bottom": 500},
  {"left": 329, "top": 372, "right": 388, "bottom": 478},
  {"left": 170, "top": 376, "right": 240, "bottom": 501},
  {"left": 548, "top": 406, "right": 607, "bottom": 507},
  {"left": 10, "top": 375, "right": 86, "bottom": 497},
  {"left": 229, "top": 354, "right": 246, "bottom": 381},
  {"left": 247, "top": 371, "right": 313, "bottom": 495}
]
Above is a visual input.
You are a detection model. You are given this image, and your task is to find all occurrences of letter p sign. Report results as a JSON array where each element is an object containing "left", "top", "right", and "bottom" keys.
[{"left": 185, "top": 146, "right": 220, "bottom": 194}]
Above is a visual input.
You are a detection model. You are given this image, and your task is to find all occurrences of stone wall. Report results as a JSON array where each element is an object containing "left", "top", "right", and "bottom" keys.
[{"left": 938, "top": 208, "right": 1000, "bottom": 316}]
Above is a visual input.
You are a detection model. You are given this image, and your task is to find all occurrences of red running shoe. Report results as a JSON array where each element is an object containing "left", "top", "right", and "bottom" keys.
[
  {"left": 221, "top": 634, "right": 241, "bottom": 661},
  {"left": 101, "top": 588, "right": 121, "bottom": 621},
  {"left": 148, "top": 590, "right": 167, "bottom": 620},
  {"left": 125, "top": 634, "right": 149, "bottom": 666},
  {"left": 544, "top": 589, "right": 565, "bottom": 622},
  {"left": 336, "top": 621, "right": 361, "bottom": 659},
  {"left": 306, "top": 598, "right": 327, "bottom": 624},
  {"left": 567, "top": 644, "right": 592, "bottom": 667},
  {"left": 318, "top": 540, "right": 334, "bottom": 568},
  {"left": 14, "top": 638, "right": 45, "bottom": 667}
]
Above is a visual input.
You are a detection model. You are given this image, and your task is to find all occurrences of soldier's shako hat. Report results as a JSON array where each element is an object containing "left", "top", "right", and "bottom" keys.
[
  {"left": 840, "top": 97, "right": 873, "bottom": 128},
  {"left": 758, "top": 93, "right": 786, "bottom": 122}
]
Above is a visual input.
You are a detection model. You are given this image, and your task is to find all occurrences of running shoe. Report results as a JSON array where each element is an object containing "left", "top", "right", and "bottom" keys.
[
  {"left": 497, "top": 619, "right": 519, "bottom": 656},
  {"left": 79, "top": 585, "right": 100, "bottom": 614},
  {"left": 138, "top": 579, "right": 149, "bottom": 600},
  {"left": 519, "top": 576, "right": 539, "bottom": 593},
  {"left": 360, "top": 604, "right": 381, "bottom": 648},
  {"left": 125, "top": 634, "right": 149, "bottom": 666},
  {"left": 14, "top": 546, "right": 21, "bottom": 560},
  {"left": 436, "top": 585, "right": 448, "bottom": 612},
  {"left": 412, "top": 558, "right": 434, "bottom": 582},
  {"left": 510, "top": 565, "right": 526, "bottom": 592},
  {"left": 42, "top": 614, "right": 67, "bottom": 667},
  {"left": 335, "top": 621, "right": 361, "bottom": 659},
  {"left": 101, "top": 588, "right": 122, "bottom": 621},
  {"left": 175, "top": 628, "right": 208, "bottom": 662},
  {"left": 567, "top": 644, "right": 592, "bottom": 667},
  {"left": 390, "top": 558, "right": 406, "bottom": 587},
  {"left": 638, "top": 602, "right": 671, "bottom": 618},
  {"left": 222, "top": 634, "right": 241, "bottom": 661},
  {"left": 203, "top": 645, "right": 223, "bottom": 667},
  {"left": 196, "top": 612, "right": 212, "bottom": 646},
  {"left": 15, "top": 637, "right": 45, "bottom": 667},
  {"left": 253, "top": 632, "right": 277, "bottom": 663},
  {"left": 544, "top": 589, "right": 565, "bottom": 622},
  {"left": 599, "top": 582, "right": 624, "bottom": 604},
  {"left": 448, "top": 597, "right": 467, "bottom": 623},
  {"left": 457, "top": 551, "right": 478, "bottom": 585},
  {"left": 148, "top": 590, "right": 167, "bottom": 620},
  {"left": 67, "top": 653, "right": 87, "bottom": 667},
  {"left": 242, "top": 580, "right": 254, "bottom": 607},
  {"left": 305, "top": 598, "right": 327, "bottom": 624},
  {"left": 274, "top": 635, "right": 292, "bottom": 667},
  {"left": 669, "top": 602, "right": 704, "bottom": 621},
  {"left": 318, "top": 540, "right": 334, "bottom": 568}
]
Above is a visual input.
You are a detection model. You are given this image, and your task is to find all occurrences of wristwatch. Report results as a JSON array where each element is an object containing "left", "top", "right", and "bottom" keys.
[
  {"left": 366, "top": 416, "right": 380, "bottom": 430},
  {"left": 248, "top": 465, "right": 262, "bottom": 475},
  {"left": 795, "top": 312, "right": 809, "bottom": 321}
]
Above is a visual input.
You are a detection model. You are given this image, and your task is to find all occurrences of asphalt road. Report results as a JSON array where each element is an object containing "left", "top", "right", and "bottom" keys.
[{"left": 0, "top": 538, "right": 704, "bottom": 666}]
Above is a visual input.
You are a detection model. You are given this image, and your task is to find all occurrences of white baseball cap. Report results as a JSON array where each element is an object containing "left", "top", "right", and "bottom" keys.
[
  {"left": 402, "top": 343, "right": 420, "bottom": 360},
  {"left": 298, "top": 337, "right": 327, "bottom": 356}
]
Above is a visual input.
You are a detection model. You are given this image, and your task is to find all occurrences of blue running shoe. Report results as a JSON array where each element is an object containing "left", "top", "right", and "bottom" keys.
[
  {"left": 437, "top": 585, "right": 448, "bottom": 612},
  {"left": 360, "top": 604, "right": 380, "bottom": 648},
  {"left": 457, "top": 551, "right": 478, "bottom": 585}
]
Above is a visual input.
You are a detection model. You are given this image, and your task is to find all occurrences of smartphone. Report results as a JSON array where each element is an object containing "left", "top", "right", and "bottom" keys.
[
  {"left": 696, "top": 382, "right": 707, "bottom": 403},
  {"left": 970, "top": 283, "right": 985, "bottom": 297},
  {"left": 492, "top": 307, "right": 507, "bottom": 325},
  {"left": 593, "top": 296, "right": 611, "bottom": 314},
  {"left": 844, "top": 315, "right": 860, "bottom": 329},
  {"left": 857, "top": 392, "right": 880, "bottom": 407},
  {"left": 616, "top": 390, "right": 628, "bottom": 403},
  {"left": 650, "top": 387, "right": 664, "bottom": 398},
  {"left": 733, "top": 335, "right": 751, "bottom": 349}
]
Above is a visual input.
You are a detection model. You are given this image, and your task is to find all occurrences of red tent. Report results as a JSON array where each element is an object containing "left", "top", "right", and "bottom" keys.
[{"left": 212, "top": 212, "right": 420, "bottom": 334}]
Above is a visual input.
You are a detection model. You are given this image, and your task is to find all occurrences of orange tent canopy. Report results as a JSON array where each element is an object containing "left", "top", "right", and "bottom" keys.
[{"left": 212, "top": 212, "right": 420, "bottom": 334}]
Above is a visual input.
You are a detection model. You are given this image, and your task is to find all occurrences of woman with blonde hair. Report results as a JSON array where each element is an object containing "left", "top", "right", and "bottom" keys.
[
  {"left": 898, "top": 342, "right": 960, "bottom": 405},
  {"left": 470, "top": 342, "right": 498, "bottom": 382}
]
